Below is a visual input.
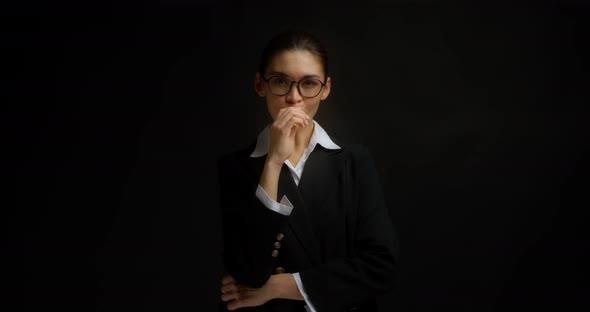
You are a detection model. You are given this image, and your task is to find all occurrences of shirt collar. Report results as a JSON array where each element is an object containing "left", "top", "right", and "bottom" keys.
[{"left": 250, "top": 120, "right": 341, "bottom": 158}]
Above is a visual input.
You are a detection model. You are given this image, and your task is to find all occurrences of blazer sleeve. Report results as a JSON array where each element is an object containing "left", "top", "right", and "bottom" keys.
[
  {"left": 299, "top": 146, "right": 399, "bottom": 311},
  {"left": 217, "top": 153, "right": 291, "bottom": 288}
]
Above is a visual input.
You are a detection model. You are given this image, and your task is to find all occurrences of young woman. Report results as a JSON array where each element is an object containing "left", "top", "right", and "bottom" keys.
[{"left": 218, "top": 30, "right": 398, "bottom": 312}]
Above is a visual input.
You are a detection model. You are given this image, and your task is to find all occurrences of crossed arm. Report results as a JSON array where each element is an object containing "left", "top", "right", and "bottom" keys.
[{"left": 220, "top": 272, "right": 303, "bottom": 310}]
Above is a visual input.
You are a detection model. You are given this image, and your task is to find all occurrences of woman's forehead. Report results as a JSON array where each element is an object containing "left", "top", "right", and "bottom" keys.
[{"left": 267, "top": 50, "right": 324, "bottom": 78}]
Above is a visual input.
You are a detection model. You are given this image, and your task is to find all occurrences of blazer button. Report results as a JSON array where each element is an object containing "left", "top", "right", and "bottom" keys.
[
  {"left": 273, "top": 241, "right": 281, "bottom": 249},
  {"left": 274, "top": 267, "right": 286, "bottom": 274},
  {"left": 276, "top": 233, "right": 284, "bottom": 241},
  {"left": 271, "top": 250, "right": 279, "bottom": 257}
]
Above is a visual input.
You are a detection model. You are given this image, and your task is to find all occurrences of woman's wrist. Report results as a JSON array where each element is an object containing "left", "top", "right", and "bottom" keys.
[
  {"left": 265, "top": 155, "right": 285, "bottom": 169},
  {"left": 267, "top": 274, "right": 304, "bottom": 301}
]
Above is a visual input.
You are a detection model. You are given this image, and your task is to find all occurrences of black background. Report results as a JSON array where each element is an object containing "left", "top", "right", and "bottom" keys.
[{"left": 9, "top": 1, "right": 588, "bottom": 311}]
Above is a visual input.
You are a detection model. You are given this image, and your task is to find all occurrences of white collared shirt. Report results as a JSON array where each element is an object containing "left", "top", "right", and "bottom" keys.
[{"left": 250, "top": 120, "right": 340, "bottom": 312}]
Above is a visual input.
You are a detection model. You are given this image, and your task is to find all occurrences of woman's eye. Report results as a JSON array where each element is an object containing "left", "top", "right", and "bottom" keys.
[
  {"left": 273, "top": 78, "right": 288, "bottom": 85},
  {"left": 302, "top": 80, "right": 320, "bottom": 88}
]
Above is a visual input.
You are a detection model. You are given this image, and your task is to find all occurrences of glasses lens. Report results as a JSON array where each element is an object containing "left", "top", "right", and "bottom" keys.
[
  {"left": 267, "top": 76, "right": 323, "bottom": 97},
  {"left": 299, "top": 79, "right": 323, "bottom": 97},
  {"left": 269, "top": 76, "right": 291, "bottom": 95}
]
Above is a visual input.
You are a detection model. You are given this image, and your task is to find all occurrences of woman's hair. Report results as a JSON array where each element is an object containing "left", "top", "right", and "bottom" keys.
[{"left": 258, "top": 30, "right": 329, "bottom": 81}]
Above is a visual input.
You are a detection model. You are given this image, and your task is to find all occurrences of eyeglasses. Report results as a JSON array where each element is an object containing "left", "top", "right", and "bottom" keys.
[{"left": 262, "top": 75, "right": 326, "bottom": 98}]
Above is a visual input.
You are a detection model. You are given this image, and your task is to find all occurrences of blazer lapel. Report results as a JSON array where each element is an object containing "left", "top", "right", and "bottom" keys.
[
  {"left": 276, "top": 164, "right": 323, "bottom": 266},
  {"left": 297, "top": 146, "right": 346, "bottom": 219}
]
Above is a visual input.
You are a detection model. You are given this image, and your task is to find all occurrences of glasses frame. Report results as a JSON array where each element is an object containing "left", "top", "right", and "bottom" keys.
[{"left": 261, "top": 75, "right": 326, "bottom": 98}]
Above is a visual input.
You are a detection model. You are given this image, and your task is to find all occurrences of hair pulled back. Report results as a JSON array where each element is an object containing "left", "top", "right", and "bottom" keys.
[{"left": 258, "top": 30, "right": 329, "bottom": 81}]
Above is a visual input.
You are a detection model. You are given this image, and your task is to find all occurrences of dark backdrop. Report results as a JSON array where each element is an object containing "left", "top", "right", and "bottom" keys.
[{"left": 10, "top": 1, "right": 588, "bottom": 311}]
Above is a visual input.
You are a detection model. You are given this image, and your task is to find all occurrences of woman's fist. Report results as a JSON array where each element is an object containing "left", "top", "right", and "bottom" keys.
[{"left": 266, "top": 107, "right": 310, "bottom": 166}]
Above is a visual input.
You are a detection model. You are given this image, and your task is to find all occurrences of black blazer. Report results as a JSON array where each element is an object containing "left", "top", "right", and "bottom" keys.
[{"left": 218, "top": 139, "right": 398, "bottom": 312}]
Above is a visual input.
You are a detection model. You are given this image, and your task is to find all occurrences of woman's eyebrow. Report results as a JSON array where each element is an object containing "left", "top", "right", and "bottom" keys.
[{"left": 267, "top": 71, "right": 321, "bottom": 79}]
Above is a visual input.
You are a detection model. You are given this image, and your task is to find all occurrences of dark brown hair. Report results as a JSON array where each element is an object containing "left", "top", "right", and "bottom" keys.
[{"left": 258, "top": 30, "right": 329, "bottom": 81}]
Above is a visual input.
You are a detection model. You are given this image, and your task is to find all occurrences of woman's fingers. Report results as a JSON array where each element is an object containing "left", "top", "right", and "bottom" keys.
[
  {"left": 221, "top": 282, "right": 238, "bottom": 294},
  {"left": 219, "top": 276, "right": 274, "bottom": 309},
  {"left": 274, "top": 110, "right": 309, "bottom": 131},
  {"left": 221, "top": 274, "right": 235, "bottom": 286},
  {"left": 221, "top": 274, "right": 238, "bottom": 300},
  {"left": 221, "top": 287, "right": 239, "bottom": 302},
  {"left": 271, "top": 118, "right": 305, "bottom": 138},
  {"left": 220, "top": 276, "right": 240, "bottom": 302},
  {"left": 275, "top": 108, "right": 310, "bottom": 129},
  {"left": 277, "top": 115, "right": 308, "bottom": 132},
  {"left": 224, "top": 286, "right": 269, "bottom": 310}
]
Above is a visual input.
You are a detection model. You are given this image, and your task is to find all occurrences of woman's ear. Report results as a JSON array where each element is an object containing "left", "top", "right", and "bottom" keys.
[
  {"left": 320, "top": 76, "right": 331, "bottom": 100},
  {"left": 254, "top": 72, "right": 266, "bottom": 97}
]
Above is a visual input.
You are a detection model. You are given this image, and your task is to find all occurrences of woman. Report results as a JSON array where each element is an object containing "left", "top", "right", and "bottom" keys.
[{"left": 218, "top": 30, "right": 398, "bottom": 312}]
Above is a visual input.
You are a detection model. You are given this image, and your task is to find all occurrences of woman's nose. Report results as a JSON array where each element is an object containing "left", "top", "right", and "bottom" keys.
[{"left": 286, "top": 82, "right": 303, "bottom": 104}]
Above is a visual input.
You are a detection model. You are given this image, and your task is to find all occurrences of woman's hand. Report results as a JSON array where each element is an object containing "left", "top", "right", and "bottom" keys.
[
  {"left": 220, "top": 274, "right": 304, "bottom": 310},
  {"left": 220, "top": 274, "right": 274, "bottom": 310},
  {"left": 267, "top": 107, "right": 310, "bottom": 167}
]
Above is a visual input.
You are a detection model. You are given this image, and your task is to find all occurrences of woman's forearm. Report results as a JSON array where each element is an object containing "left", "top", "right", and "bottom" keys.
[{"left": 259, "top": 160, "right": 283, "bottom": 201}]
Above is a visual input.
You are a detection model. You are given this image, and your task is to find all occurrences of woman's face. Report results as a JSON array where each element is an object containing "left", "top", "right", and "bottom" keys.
[{"left": 255, "top": 49, "right": 331, "bottom": 121}]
